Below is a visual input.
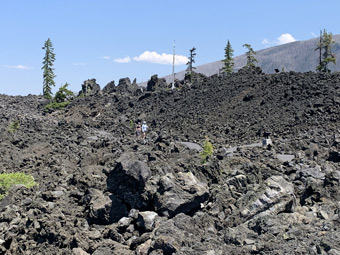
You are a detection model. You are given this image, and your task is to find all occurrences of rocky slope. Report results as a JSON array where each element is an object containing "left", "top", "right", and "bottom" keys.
[{"left": 0, "top": 68, "right": 339, "bottom": 255}]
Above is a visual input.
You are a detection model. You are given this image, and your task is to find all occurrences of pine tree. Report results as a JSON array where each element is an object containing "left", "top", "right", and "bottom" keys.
[
  {"left": 42, "top": 38, "right": 56, "bottom": 99},
  {"left": 185, "top": 47, "right": 196, "bottom": 83},
  {"left": 55, "top": 82, "right": 73, "bottom": 103},
  {"left": 315, "top": 29, "right": 336, "bottom": 73},
  {"left": 200, "top": 136, "right": 214, "bottom": 163},
  {"left": 221, "top": 40, "right": 234, "bottom": 74},
  {"left": 243, "top": 44, "right": 258, "bottom": 67}
]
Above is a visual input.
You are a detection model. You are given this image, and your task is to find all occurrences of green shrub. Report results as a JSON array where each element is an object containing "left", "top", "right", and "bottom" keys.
[
  {"left": 43, "top": 82, "right": 73, "bottom": 112},
  {"left": 8, "top": 121, "right": 20, "bottom": 134},
  {"left": 200, "top": 137, "right": 214, "bottom": 163},
  {"left": 44, "top": 101, "right": 70, "bottom": 112},
  {"left": 55, "top": 83, "right": 74, "bottom": 103},
  {"left": 0, "top": 173, "right": 37, "bottom": 200}
]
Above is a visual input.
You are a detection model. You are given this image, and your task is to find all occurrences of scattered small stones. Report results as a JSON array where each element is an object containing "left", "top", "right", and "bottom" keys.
[{"left": 0, "top": 70, "right": 339, "bottom": 254}]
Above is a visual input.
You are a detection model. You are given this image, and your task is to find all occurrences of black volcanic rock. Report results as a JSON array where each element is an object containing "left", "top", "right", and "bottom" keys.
[
  {"left": 79, "top": 78, "right": 101, "bottom": 96},
  {"left": 107, "top": 153, "right": 152, "bottom": 209},
  {"left": 102, "top": 80, "right": 115, "bottom": 94},
  {"left": 0, "top": 70, "right": 340, "bottom": 254},
  {"left": 146, "top": 75, "right": 168, "bottom": 92}
]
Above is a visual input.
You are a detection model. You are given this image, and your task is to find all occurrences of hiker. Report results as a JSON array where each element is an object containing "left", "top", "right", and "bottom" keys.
[
  {"left": 141, "top": 121, "right": 148, "bottom": 139},
  {"left": 136, "top": 121, "right": 142, "bottom": 137}
]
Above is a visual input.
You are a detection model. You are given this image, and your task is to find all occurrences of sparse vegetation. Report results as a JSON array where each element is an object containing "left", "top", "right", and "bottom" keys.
[
  {"left": 44, "top": 101, "right": 70, "bottom": 112},
  {"left": 221, "top": 40, "right": 234, "bottom": 74},
  {"left": 200, "top": 137, "right": 214, "bottom": 163},
  {"left": 42, "top": 38, "right": 56, "bottom": 99},
  {"left": 44, "top": 82, "right": 73, "bottom": 112},
  {"left": 54, "top": 82, "right": 73, "bottom": 103},
  {"left": 243, "top": 43, "right": 258, "bottom": 68},
  {"left": 8, "top": 121, "right": 20, "bottom": 134},
  {"left": 315, "top": 29, "right": 336, "bottom": 73},
  {"left": 0, "top": 173, "right": 37, "bottom": 200}
]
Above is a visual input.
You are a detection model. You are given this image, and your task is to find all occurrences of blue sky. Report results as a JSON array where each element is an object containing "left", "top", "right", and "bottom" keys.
[{"left": 1, "top": 0, "right": 339, "bottom": 96}]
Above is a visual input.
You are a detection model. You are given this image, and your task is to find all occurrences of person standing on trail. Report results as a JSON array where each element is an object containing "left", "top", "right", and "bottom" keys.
[
  {"left": 136, "top": 121, "right": 142, "bottom": 137},
  {"left": 141, "top": 121, "right": 148, "bottom": 139}
]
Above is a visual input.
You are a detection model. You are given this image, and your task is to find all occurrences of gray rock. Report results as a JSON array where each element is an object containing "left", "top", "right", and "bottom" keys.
[
  {"left": 128, "top": 209, "right": 140, "bottom": 220},
  {"left": 107, "top": 153, "right": 152, "bottom": 209},
  {"left": 72, "top": 247, "right": 90, "bottom": 255},
  {"left": 240, "top": 175, "right": 295, "bottom": 220},
  {"left": 146, "top": 75, "right": 167, "bottom": 92},
  {"left": 296, "top": 166, "right": 325, "bottom": 182},
  {"left": 102, "top": 80, "right": 115, "bottom": 94},
  {"left": 180, "top": 142, "right": 203, "bottom": 151},
  {"left": 78, "top": 78, "right": 101, "bottom": 96},
  {"left": 137, "top": 211, "right": 159, "bottom": 232},
  {"left": 118, "top": 217, "right": 133, "bottom": 229},
  {"left": 86, "top": 188, "right": 128, "bottom": 224},
  {"left": 88, "top": 229, "right": 101, "bottom": 240},
  {"left": 155, "top": 171, "right": 209, "bottom": 217},
  {"left": 318, "top": 210, "right": 329, "bottom": 220}
]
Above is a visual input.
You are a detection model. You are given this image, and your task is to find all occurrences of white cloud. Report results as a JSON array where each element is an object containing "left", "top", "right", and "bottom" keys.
[
  {"left": 113, "top": 56, "right": 131, "bottom": 63},
  {"left": 102, "top": 56, "right": 111, "bottom": 60},
  {"left": 276, "top": 33, "right": 296, "bottom": 45},
  {"left": 133, "top": 51, "right": 188, "bottom": 65},
  {"left": 73, "top": 62, "right": 86, "bottom": 66},
  {"left": 261, "top": 33, "right": 296, "bottom": 46},
  {"left": 311, "top": 32, "right": 318, "bottom": 38},
  {"left": 261, "top": 38, "right": 269, "bottom": 45},
  {"left": 4, "top": 64, "right": 33, "bottom": 70}
]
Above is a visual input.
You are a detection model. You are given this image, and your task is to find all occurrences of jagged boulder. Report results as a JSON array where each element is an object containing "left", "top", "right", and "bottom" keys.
[
  {"left": 136, "top": 211, "right": 159, "bottom": 232},
  {"left": 146, "top": 75, "right": 168, "bottom": 92},
  {"left": 85, "top": 188, "right": 128, "bottom": 225},
  {"left": 240, "top": 175, "right": 295, "bottom": 220},
  {"left": 79, "top": 79, "right": 101, "bottom": 96},
  {"left": 149, "top": 212, "right": 225, "bottom": 254},
  {"left": 102, "top": 80, "right": 115, "bottom": 94},
  {"left": 107, "top": 153, "right": 152, "bottom": 209},
  {"left": 112, "top": 77, "right": 141, "bottom": 94},
  {"left": 154, "top": 171, "right": 209, "bottom": 217}
]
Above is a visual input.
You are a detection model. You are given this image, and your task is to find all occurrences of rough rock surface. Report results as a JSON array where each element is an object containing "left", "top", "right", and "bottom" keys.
[
  {"left": 79, "top": 79, "right": 101, "bottom": 96},
  {"left": 146, "top": 75, "right": 168, "bottom": 92},
  {"left": 0, "top": 69, "right": 340, "bottom": 254}
]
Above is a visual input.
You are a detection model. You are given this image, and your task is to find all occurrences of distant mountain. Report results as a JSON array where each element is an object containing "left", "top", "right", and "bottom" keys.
[{"left": 155, "top": 34, "right": 340, "bottom": 84}]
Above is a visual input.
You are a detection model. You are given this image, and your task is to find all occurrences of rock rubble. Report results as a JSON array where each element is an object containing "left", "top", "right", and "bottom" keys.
[{"left": 0, "top": 68, "right": 339, "bottom": 254}]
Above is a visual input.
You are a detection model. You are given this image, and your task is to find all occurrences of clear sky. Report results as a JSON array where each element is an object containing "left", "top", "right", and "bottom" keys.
[{"left": 1, "top": 0, "right": 339, "bottom": 96}]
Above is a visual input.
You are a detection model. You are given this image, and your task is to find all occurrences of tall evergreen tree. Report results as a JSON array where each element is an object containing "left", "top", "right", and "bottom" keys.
[
  {"left": 315, "top": 29, "right": 336, "bottom": 73},
  {"left": 185, "top": 47, "right": 196, "bottom": 83},
  {"left": 42, "top": 38, "right": 56, "bottom": 99},
  {"left": 186, "top": 47, "right": 196, "bottom": 73},
  {"left": 221, "top": 40, "right": 234, "bottom": 74},
  {"left": 243, "top": 43, "right": 258, "bottom": 67}
]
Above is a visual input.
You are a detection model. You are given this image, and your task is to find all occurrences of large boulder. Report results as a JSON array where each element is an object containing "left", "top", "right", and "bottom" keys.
[
  {"left": 149, "top": 213, "right": 225, "bottom": 254},
  {"left": 85, "top": 188, "right": 128, "bottom": 224},
  {"left": 154, "top": 171, "right": 209, "bottom": 217},
  {"left": 102, "top": 80, "right": 115, "bottom": 94},
  {"left": 146, "top": 75, "right": 168, "bottom": 92},
  {"left": 240, "top": 175, "right": 295, "bottom": 220},
  {"left": 114, "top": 77, "right": 141, "bottom": 94},
  {"left": 136, "top": 211, "right": 159, "bottom": 232},
  {"left": 107, "top": 153, "right": 152, "bottom": 209},
  {"left": 78, "top": 79, "right": 101, "bottom": 96}
]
